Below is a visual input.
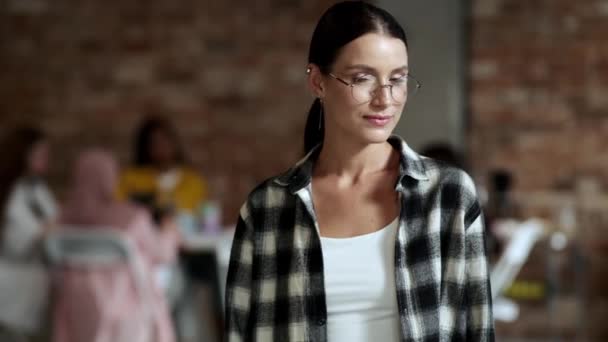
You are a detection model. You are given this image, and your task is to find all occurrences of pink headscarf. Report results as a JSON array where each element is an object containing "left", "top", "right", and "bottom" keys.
[
  {"left": 61, "top": 149, "right": 138, "bottom": 229},
  {"left": 56, "top": 150, "right": 178, "bottom": 342}
]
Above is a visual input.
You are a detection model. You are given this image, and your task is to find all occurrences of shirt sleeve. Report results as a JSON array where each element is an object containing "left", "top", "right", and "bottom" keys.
[
  {"left": 37, "top": 183, "right": 58, "bottom": 221},
  {"left": 3, "top": 185, "right": 45, "bottom": 259},
  {"left": 464, "top": 203, "right": 495, "bottom": 341},
  {"left": 225, "top": 202, "right": 255, "bottom": 342}
]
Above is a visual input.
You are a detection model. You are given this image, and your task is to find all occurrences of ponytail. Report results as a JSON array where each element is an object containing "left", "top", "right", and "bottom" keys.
[
  {"left": 303, "top": 98, "right": 324, "bottom": 155},
  {"left": 304, "top": 1, "right": 408, "bottom": 154}
]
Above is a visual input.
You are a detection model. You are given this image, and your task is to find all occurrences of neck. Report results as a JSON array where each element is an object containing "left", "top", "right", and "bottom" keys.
[
  {"left": 315, "top": 133, "right": 396, "bottom": 185},
  {"left": 22, "top": 173, "right": 41, "bottom": 183},
  {"left": 155, "top": 162, "right": 176, "bottom": 172}
]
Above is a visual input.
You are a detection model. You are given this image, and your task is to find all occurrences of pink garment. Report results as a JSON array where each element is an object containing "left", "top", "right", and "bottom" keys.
[
  {"left": 54, "top": 149, "right": 178, "bottom": 342},
  {"left": 61, "top": 149, "right": 136, "bottom": 229}
]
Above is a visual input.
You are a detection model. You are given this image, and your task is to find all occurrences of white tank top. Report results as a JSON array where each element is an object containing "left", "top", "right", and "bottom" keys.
[{"left": 320, "top": 217, "right": 401, "bottom": 342}]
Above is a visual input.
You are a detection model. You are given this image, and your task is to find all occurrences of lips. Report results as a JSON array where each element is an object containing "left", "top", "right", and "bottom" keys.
[{"left": 363, "top": 114, "right": 393, "bottom": 127}]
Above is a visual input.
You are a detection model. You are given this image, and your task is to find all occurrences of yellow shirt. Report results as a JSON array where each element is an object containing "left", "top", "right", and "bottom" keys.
[{"left": 117, "top": 166, "right": 207, "bottom": 213}]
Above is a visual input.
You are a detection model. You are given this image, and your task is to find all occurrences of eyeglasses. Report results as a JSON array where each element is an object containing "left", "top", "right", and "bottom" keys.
[{"left": 328, "top": 72, "right": 421, "bottom": 104}]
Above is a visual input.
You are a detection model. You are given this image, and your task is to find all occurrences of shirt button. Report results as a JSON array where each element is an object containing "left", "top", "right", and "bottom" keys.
[{"left": 317, "top": 318, "right": 326, "bottom": 326}]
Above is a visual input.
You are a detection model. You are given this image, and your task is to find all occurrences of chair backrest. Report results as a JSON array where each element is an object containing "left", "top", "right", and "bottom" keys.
[
  {"left": 44, "top": 226, "right": 155, "bottom": 341},
  {"left": 45, "top": 227, "right": 131, "bottom": 268},
  {"left": 490, "top": 219, "right": 544, "bottom": 300}
]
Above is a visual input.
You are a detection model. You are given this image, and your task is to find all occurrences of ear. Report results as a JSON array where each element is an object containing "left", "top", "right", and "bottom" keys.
[{"left": 306, "top": 64, "right": 326, "bottom": 99}]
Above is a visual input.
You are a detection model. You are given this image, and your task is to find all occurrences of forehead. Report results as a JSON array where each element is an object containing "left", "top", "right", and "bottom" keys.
[{"left": 332, "top": 33, "right": 408, "bottom": 72}]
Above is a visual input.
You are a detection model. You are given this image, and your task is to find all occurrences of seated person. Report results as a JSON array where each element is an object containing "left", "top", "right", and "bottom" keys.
[
  {"left": 1, "top": 127, "right": 57, "bottom": 261},
  {"left": 117, "top": 116, "right": 207, "bottom": 223},
  {"left": 0, "top": 127, "right": 56, "bottom": 338},
  {"left": 53, "top": 149, "right": 178, "bottom": 342}
]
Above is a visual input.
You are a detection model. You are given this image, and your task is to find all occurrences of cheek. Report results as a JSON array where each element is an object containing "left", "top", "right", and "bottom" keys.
[
  {"left": 324, "top": 88, "right": 360, "bottom": 116},
  {"left": 324, "top": 102, "right": 359, "bottom": 127},
  {"left": 395, "top": 103, "right": 406, "bottom": 117},
  {"left": 325, "top": 81, "right": 356, "bottom": 102},
  {"left": 30, "top": 149, "right": 48, "bottom": 168}
]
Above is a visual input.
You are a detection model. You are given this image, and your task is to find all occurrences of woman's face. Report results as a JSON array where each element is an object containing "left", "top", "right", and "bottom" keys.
[
  {"left": 310, "top": 33, "right": 409, "bottom": 145},
  {"left": 28, "top": 140, "right": 50, "bottom": 176},
  {"left": 149, "top": 129, "right": 177, "bottom": 167}
]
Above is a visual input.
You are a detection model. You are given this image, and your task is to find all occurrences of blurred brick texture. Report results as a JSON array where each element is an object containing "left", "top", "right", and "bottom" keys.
[
  {"left": 470, "top": 0, "right": 608, "bottom": 340},
  {"left": 0, "top": 0, "right": 339, "bottom": 221},
  {"left": 1, "top": 0, "right": 608, "bottom": 340},
  {"left": 470, "top": 0, "right": 608, "bottom": 191}
]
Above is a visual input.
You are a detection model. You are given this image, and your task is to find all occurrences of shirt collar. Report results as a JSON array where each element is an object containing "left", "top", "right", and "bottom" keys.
[{"left": 274, "top": 135, "right": 429, "bottom": 194}]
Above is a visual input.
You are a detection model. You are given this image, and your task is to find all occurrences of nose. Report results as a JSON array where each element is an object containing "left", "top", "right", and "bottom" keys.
[{"left": 371, "top": 85, "right": 392, "bottom": 107}]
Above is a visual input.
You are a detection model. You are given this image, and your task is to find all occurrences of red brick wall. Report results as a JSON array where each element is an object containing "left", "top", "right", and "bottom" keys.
[
  {"left": 2, "top": 0, "right": 607, "bottom": 338},
  {"left": 470, "top": 0, "right": 608, "bottom": 192},
  {"left": 470, "top": 0, "right": 608, "bottom": 339},
  {"left": 2, "top": 0, "right": 606, "bottom": 220},
  {"left": 0, "top": 0, "right": 338, "bottom": 222}
]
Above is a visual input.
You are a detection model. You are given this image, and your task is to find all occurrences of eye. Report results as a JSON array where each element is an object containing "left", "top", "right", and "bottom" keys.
[
  {"left": 390, "top": 75, "right": 407, "bottom": 84},
  {"left": 351, "top": 74, "right": 374, "bottom": 84}
]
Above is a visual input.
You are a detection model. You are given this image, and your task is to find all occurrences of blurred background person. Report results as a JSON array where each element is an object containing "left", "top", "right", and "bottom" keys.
[
  {"left": 419, "top": 142, "right": 467, "bottom": 171},
  {"left": 116, "top": 116, "right": 210, "bottom": 334},
  {"left": 0, "top": 0, "right": 606, "bottom": 339},
  {"left": 118, "top": 116, "right": 208, "bottom": 226},
  {"left": 484, "top": 169, "right": 522, "bottom": 260},
  {"left": 0, "top": 127, "right": 57, "bottom": 262},
  {"left": 0, "top": 127, "right": 56, "bottom": 341},
  {"left": 53, "top": 148, "right": 178, "bottom": 342}
]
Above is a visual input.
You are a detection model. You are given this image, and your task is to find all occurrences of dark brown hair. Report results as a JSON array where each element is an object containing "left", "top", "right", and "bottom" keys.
[
  {"left": 0, "top": 127, "right": 46, "bottom": 213},
  {"left": 304, "top": 1, "right": 409, "bottom": 153}
]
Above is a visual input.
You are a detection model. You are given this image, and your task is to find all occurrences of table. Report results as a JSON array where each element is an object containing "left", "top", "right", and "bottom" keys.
[{"left": 179, "top": 228, "right": 235, "bottom": 313}]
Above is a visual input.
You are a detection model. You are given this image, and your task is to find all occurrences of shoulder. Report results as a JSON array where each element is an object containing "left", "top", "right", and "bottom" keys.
[
  {"left": 3, "top": 182, "right": 24, "bottom": 215},
  {"left": 6, "top": 180, "right": 26, "bottom": 199},
  {"left": 420, "top": 157, "right": 481, "bottom": 223},
  {"left": 120, "top": 167, "right": 155, "bottom": 181},
  {"left": 239, "top": 172, "right": 295, "bottom": 221},
  {"left": 421, "top": 157, "right": 477, "bottom": 192},
  {"left": 34, "top": 181, "right": 56, "bottom": 199},
  {"left": 245, "top": 175, "right": 290, "bottom": 208},
  {"left": 4, "top": 179, "right": 35, "bottom": 209},
  {"left": 180, "top": 167, "right": 206, "bottom": 184}
]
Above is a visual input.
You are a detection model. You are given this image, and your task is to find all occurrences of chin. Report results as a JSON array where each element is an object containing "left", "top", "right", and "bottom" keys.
[{"left": 359, "top": 128, "right": 394, "bottom": 144}]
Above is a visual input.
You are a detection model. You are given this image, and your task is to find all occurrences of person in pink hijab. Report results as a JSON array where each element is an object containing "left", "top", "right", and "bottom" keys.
[{"left": 53, "top": 148, "right": 178, "bottom": 342}]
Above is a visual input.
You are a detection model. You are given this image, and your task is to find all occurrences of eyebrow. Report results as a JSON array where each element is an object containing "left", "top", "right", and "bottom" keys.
[{"left": 342, "top": 64, "right": 409, "bottom": 73}]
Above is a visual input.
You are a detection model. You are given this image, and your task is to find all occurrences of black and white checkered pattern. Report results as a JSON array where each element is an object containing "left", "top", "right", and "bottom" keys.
[{"left": 225, "top": 136, "right": 495, "bottom": 342}]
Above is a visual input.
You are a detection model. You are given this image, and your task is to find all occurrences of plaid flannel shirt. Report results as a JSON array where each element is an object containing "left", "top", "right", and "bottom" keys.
[{"left": 225, "top": 135, "right": 494, "bottom": 342}]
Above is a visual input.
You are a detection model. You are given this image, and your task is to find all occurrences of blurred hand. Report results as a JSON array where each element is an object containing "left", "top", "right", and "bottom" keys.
[
  {"left": 39, "top": 219, "right": 58, "bottom": 239},
  {"left": 159, "top": 215, "right": 186, "bottom": 247},
  {"left": 46, "top": 218, "right": 59, "bottom": 231}
]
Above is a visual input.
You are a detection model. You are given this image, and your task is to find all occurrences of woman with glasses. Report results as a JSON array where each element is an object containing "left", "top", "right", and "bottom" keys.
[{"left": 225, "top": 1, "right": 494, "bottom": 341}]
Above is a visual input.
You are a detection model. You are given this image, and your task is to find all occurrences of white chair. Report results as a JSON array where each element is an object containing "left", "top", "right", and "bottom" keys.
[
  {"left": 45, "top": 228, "right": 131, "bottom": 267},
  {"left": 45, "top": 227, "right": 155, "bottom": 341},
  {"left": 490, "top": 219, "right": 544, "bottom": 321}
]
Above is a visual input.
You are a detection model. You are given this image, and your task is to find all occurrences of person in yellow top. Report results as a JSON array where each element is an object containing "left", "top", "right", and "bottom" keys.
[
  {"left": 118, "top": 117, "right": 209, "bottom": 333},
  {"left": 117, "top": 117, "right": 207, "bottom": 223}
]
